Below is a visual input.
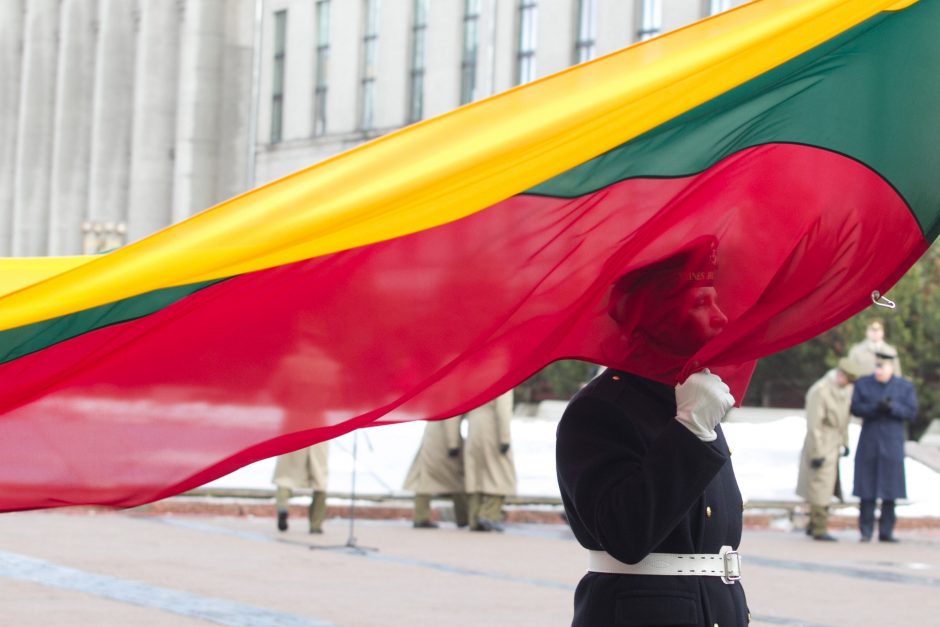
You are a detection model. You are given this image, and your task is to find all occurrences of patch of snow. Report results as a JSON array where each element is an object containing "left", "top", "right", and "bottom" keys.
[{"left": 207, "top": 408, "right": 940, "bottom": 517}]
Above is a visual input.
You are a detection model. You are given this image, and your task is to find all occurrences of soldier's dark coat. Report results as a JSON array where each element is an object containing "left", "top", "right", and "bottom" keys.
[
  {"left": 556, "top": 370, "right": 749, "bottom": 627},
  {"left": 851, "top": 374, "right": 917, "bottom": 500}
]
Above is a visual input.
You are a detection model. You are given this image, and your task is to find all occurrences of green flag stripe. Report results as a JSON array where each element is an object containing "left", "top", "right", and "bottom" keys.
[
  {"left": 530, "top": 4, "right": 940, "bottom": 240},
  {"left": 0, "top": 279, "right": 224, "bottom": 366}
]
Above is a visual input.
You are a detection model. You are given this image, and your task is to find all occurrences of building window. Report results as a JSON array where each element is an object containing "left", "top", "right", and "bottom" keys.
[
  {"left": 516, "top": 0, "right": 537, "bottom": 85},
  {"left": 460, "top": 0, "right": 480, "bottom": 104},
  {"left": 271, "top": 10, "right": 287, "bottom": 143},
  {"left": 313, "top": 0, "right": 330, "bottom": 136},
  {"left": 408, "top": 0, "right": 428, "bottom": 122},
  {"left": 708, "top": 0, "right": 732, "bottom": 15},
  {"left": 637, "top": 0, "right": 661, "bottom": 41},
  {"left": 360, "top": 0, "right": 380, "bottom": 131},
  {"left": 574, "top": 0, "right": 596, "bottom": 64}
]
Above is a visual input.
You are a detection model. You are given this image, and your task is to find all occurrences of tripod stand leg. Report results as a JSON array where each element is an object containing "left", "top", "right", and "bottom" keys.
[{"left": 310, "top": 430, "right": 376, "bottom": 554}]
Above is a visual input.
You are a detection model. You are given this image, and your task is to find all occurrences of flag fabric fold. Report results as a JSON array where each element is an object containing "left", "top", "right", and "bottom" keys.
[{"left": 1, "top": 0, "right": 938, "bottom": 511}]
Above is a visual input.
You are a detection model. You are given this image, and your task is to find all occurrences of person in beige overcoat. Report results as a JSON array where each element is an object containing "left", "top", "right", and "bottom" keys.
[
  {"left": 403, "top": 416, "right": 468, "bottom": 528},
  {"left": 464, "top": 390, "right": 516, "bottom": 532},
  {"left": 848, "top": 319, "right": 901, "bottom": 376},
  {"left": 272, "top": 442, "right": 330, "bottom": 533},
  {"left": 796, "top": 358, "right": 860, "bottom": 541}
]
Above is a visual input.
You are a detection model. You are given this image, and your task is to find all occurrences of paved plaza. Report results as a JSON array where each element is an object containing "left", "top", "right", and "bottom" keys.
[{"left": 1, "top": 508, "right": 938, "bottom": 626}]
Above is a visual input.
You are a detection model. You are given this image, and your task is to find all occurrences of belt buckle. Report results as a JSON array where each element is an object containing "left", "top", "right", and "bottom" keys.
[{"left": 721, "top": 547, "right": 741, "bottom": 585}]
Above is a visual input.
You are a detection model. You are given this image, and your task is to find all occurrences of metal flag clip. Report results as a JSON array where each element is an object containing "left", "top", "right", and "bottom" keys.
[{"left": 871, "top": 291, "right": 896, "bottom": 309}]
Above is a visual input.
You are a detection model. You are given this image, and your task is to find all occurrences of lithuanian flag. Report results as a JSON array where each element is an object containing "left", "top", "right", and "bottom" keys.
[{"left": 1, "top": 0, "right": 937, "bottom": 510}]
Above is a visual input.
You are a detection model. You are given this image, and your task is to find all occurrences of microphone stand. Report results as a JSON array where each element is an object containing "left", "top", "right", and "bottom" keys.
[{"left": 310, "top": 430, "right": 376, "bottom": 555}]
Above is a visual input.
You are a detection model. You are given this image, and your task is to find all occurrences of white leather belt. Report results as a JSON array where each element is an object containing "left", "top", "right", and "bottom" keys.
[{"left": 588, "top": 545, "right": 741, "bottom": 585}]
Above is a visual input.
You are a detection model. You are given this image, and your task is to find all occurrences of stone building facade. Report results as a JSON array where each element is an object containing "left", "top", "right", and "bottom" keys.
[{"left": 0, "top": 0, "right": 740, "bottom": 256}]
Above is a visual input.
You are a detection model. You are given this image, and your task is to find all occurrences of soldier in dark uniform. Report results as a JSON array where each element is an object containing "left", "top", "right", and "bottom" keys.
[
  {"left": 851, "top": 351, "right": 917, "bottom": 542},
  {"left": 556, "top": 237, "right": 750, "bottom": 626}
]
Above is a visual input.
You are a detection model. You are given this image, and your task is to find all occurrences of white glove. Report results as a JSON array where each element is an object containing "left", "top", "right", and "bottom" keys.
[{"left": 674, "top": 369, "right": 735, "bottom": 442}]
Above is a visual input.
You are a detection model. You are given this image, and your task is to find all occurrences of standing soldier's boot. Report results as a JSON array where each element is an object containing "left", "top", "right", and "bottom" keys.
[
  {"left": 878, "top": 500, "right": 898, "bottom": 542},
  {"left": 859, "top": 499, "right": 876, "bottom": 541},
  {"left": 452, "top": 492, "right": 469, "bottom": 528},
  {"left": 275, "top": 486, "right": 291, "bottom": 532},
  {"left": 467, "top": 492, "right": 483, "bottom": 530},
  {"left": 810, "top": 505, "right": 836, "bottom": 541},
  {"left": 309, "top": 490, "right": 328, "bottom": 533},
  {"left": 412, "top": 494, "right": 439, "bottom": 528},
  {"left": 477, "top": 494, "right": 505, "bottom": 532}
]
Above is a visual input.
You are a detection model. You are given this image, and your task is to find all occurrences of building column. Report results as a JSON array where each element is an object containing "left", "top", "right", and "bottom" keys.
[
  {"left": 214, "top": 0, "right": 254, "bottom": 204},
  {"left": 126, "top": 0, "right": 180, "bottom": 243},
  {"left": 0, "top": 1, "right": 24, "bottom": 256},
  {"left": 86, "top": 0, "right": 137, "bottom": 248},
  {"left": 172, "top": 0, "right": 225, "bottom": 222},
  {"left": 12, "top": 0, "right": 60, "bottom": 256},
  {"left": 48, "top": 0, "right": 97, "bottom": 256}
]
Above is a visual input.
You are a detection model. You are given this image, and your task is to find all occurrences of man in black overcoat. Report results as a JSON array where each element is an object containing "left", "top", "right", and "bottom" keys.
[
  {"left": 851, "top": 352, "right": 917, "bottom": 542},
  {"left": 557, "top": 237, "right": 751, "bottom": 626}
]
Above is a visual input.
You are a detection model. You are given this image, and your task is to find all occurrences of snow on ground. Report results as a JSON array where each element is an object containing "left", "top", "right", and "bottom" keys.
[
  {"left": 723, "top": 415, "right": 940, "bottom": 518},
  {"left": 207, "top": 408, "right": 940, "bottom": 517},
  {"left": 207, "top": 417, "right": 561, "bottom": 498}
]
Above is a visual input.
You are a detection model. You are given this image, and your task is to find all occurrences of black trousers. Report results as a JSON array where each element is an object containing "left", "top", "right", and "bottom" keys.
[{"left": 859, "top": 499, "right": 896, "bottom": 539}]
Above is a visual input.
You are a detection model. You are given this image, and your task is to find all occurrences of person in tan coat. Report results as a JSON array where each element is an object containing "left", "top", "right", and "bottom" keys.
[
  {"left": 796, "top": 358, "right": 861, "bottom": 541},
  {"left": 848, "top": 319, "right": 901, "bottom": 376},
  {"left": 464, "top": 390, "right": 516, "bottom": 532},
  {"left": 272, "top": 442, "right": 330, "bottom": 533},
  {"left": 403, "top": 416, "right": 468, "bottom": 528}
]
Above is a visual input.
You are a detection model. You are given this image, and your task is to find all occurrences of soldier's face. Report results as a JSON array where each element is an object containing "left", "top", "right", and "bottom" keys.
[
  {"left": 674, "top": 286, "right": 728, "bottom": 350},
  {"left": 644, "top": 286, "right": 727, "bottom": 354},
  {"left": 874, "top": 361, "right": 893, "bottom": 383}
]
